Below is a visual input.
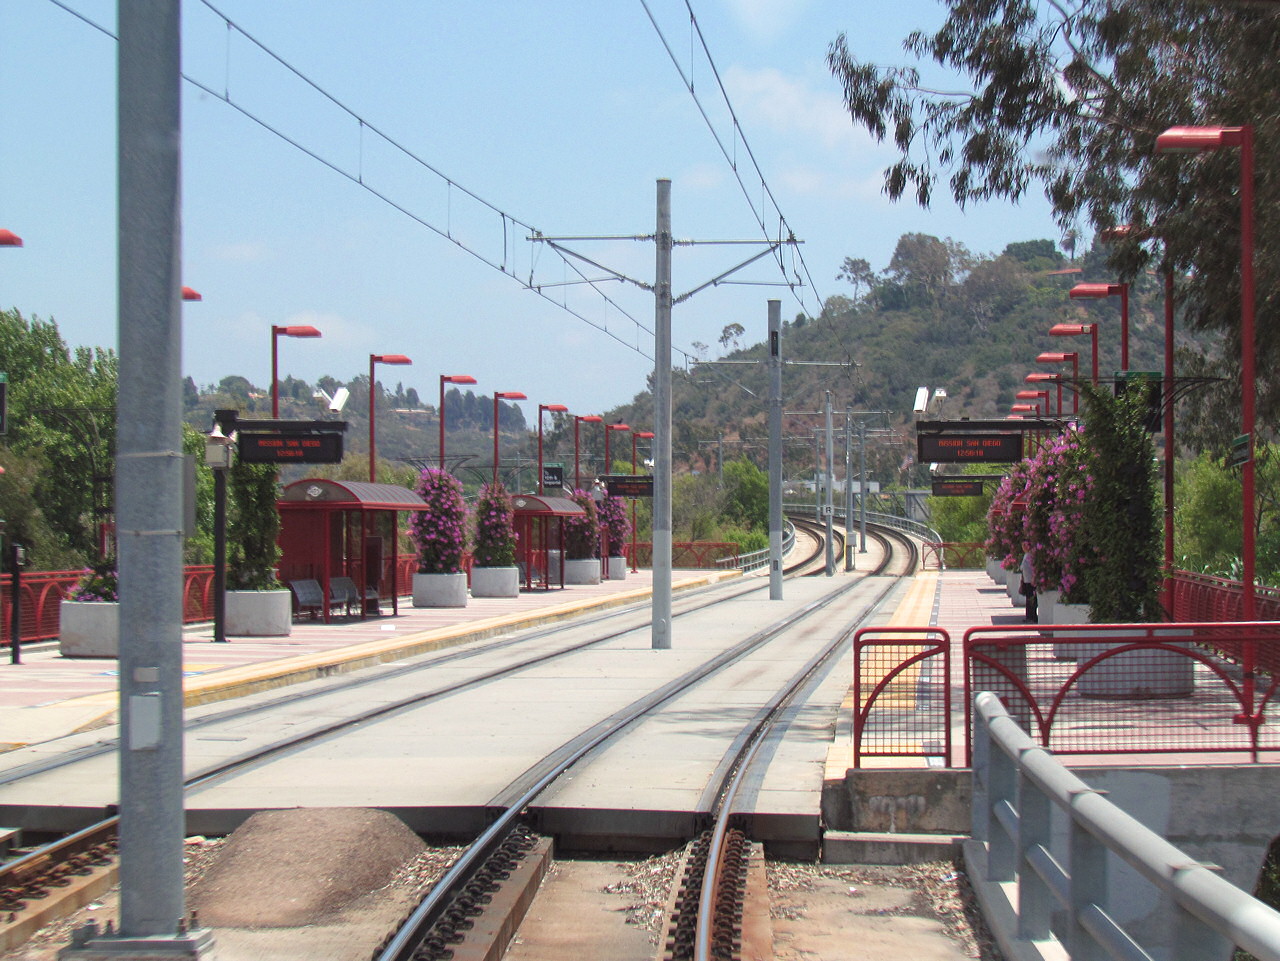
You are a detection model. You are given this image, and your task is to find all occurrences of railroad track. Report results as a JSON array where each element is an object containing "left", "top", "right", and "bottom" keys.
[
  {"left": 0, "top": 520, "right": 915, "bottom": 958},
  {"left": 373, "top": 523, "right": 918, "bottom": 961}
]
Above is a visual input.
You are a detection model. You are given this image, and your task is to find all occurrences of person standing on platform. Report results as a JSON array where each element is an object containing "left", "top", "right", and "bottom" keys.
[{"left": 1020, "top": 545, "right": 1038, "bottom": 624}]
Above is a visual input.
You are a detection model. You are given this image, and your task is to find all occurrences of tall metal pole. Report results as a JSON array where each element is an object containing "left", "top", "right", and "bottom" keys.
[
  {"left": 824, "top": 391, "right": 835, "bottom": 576},
  {"left": 767, "top": 300, "right": 783, "bottom": 600},
  {"left": 1163, "top": 269, "right": 1176, "bottom": 615},
  {"left": 1240, "top": 127, "right": 1256, "bottom": 623},
  {"left": 212, "top": 463, "right": 227, "bottom": 643},
  {"left": 859, "top": 418, "right": 868, "bottom": 552},
  {"left": 652, "top": 180, "right": 673, "bottom": 649},
  {"left": 844, "top": 407, "right": 854, "bottom": 571},
  {"left": 813, "top": 432, "right": 821, "bottom": 522},
  {"left": 114, "top": 1, "right": 207, "bottom": 951}
]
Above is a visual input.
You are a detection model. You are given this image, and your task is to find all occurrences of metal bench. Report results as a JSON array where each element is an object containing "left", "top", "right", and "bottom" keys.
[
  {"left": 329, "top": 576, "right": 380, "bottom": 616},
  {"left": 288, "top": 579, "right": 328, "bottom": 620}
]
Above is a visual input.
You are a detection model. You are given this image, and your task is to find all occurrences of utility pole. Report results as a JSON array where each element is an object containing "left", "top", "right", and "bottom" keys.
[
  {"left": 824, "top": 392, "right": 835, "bottom": 576},
  {"left": 74, "top": 3, "right": 213, "bottom": 958},
  {"left": 767, "top": 301, "right": 783, "bottom": 600},
  {"left": 532, "top": 181, "right": 796, "bottom": 649},
  {"left": 845, "top": 406, "right": 854, "bottom": 571}
]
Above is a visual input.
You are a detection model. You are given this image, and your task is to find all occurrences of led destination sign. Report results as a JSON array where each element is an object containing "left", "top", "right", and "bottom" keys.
[
  {"left": 918, "top": 433, "right": 1022, "bottom": 464},
  {"left": 238, "top": 432, "right": 344, "bottom": 464},
  {"left": 931, "top": 479, "right": 987, "bottom": 497}
]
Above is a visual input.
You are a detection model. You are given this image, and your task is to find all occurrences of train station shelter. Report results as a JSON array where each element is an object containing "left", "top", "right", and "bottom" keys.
[
  {"left": 511, "top": 493, "right": 586, "bottom": 590},
  {"left": 277, "top": 478, "right": 426, "bottom": 621}
]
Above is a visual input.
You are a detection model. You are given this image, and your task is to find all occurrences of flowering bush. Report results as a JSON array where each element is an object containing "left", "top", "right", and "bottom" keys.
[
  {"left": 563, "top": 489, "right": 600, "bottom": 560},
  {"left": 69, "top": 559, "right": 118, "bottom": 602},
  {"left": 472, "top": 481, "right": 517, "bottom": 568},
  {"left": 597, "top": 495, "right": 630, "bottom": 557},
  {"left": 984, "top": 461, "right": 1030, "bottom": 570},
  {"left": 1043, "top": 428, "right": 1094, "bottom": 603},
  {"left": 410, "top": 468, "right": 469, "bottom": 574}
]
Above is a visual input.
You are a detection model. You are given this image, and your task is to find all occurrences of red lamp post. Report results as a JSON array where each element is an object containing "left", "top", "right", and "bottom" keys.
[
  {"left": 1069, "top": 282, "right": 1129, "bottom": 371},
  {"left": 0, "top": 229, "right": 22, "bottom": 247},
  {"left": 1036, "top": 351, "right": 1079, "bottom": 414},
  {"left": 1015, "top": 389, "right": 1049, "bottom": 416},
  {"left": 369, "top": 353, "right": 412, "bottom": 482},
  {"left": 604, "top": 422, "right": 631, "bottom": 476},
  {"left": 1024, "top": 373, "right": 1062, "bottom": 415},
  {"left": 1049, "top": 323, "right": 1099, "bottom": 383},
  {"left": 1157, "top": 123, "right": 1256, "bottom": 620},
  {"left": 271, "top": 324, "right": 322, "bottom": 417},
  {"left": 574, "top": 415, "right": 602, "bottom": 490},
  {"left": 1010, "top": 403, "right": 1038, "bottom": 414},
  {"left": 438, "top": 374, "right": 477, "bottom": 470},
  {"left": 492, "top": 391, "right": 527, "bottom": 487},
  {"left": 538, "top": 403, "right": 569, "bottom": 493},
  {"left": 631, "top": 430, "right": 654, "bottom": 572}
]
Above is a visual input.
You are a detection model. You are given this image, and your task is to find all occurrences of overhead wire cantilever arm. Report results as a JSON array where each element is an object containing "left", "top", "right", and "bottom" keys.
[
  {"left": 538, "top": 239, "right": 652, "bottom": 291},
  {"left": 673, "top": 240, "right": 789, "bottom": 305}
]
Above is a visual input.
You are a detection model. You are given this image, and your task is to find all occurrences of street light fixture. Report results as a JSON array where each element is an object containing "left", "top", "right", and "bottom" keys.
[
  {"left": 1025, "top": 373, "right": 1063, "bottom": 416},
  {"left": 538, "top": 403, "right": 569, "bottom": 494},
  {"left": 574, "top": 414, "right": 602, "bottom": 490},
  {"left": 1069, "top": 282, "right": 1129, "bottom": 371},
  {"left": 631, "top": 430, "right": 654, "bottom": 573},
  {"left": 1049, "top": 323, "right": 1099, "bottom": 383},
  {"left": 181, "top": 286, "right": 202, "bottom": 302},
  {"left": 1036, "top": 351, "right": 1080, "bottom": 414},
  {"left": 438, "top": 374, "right": 477, "bottom": 470},
  {"left": 369, "top": 353, "right": 412, "bottom": 482},
  {"left": 1157, "top": 123, "right": 1256, "bottom": 619},
  {"left": 604, "top": 422, "right": 631, "bottom": 476},
  {"left": 1015, "top": 388, "right": 1049, "bottom": 414},
  {"left": 0, "top": 229, "right": 22, "bottom": 247},
  {"left": 493, "top": 391, "right": 527, "bottom": 486},
  {"left": 271, "top": 324, "right": 322, "bottom": 417}
]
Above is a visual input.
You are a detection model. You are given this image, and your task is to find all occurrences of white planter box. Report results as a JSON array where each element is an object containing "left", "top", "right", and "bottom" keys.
[
  {"left": 470, "top": 566, "right": 519, "bottom": 598},
  {"left": 1076, "top": 628, "right": 1194, "bottom": 699},
  {"left": 59, "top": 600, "right": 119, "bottom": 658},
  {"left": 226, "top": 590, "right": 293, "bottom": 637},
  {"left": 1037, "top": 589, "right": 1060, "bottom": 633},
  {"left": 413, "top": 572, "right": 468, "bottom": 608},
  {"left": 987, "top": 557, "right": 1003, "bottom": 582},
  {"left": 563, "top": 558, "right": 601, "bottom": 585},
  {"left": 606, "top": 556, "right": 627, "bottom": 581},
  {"left": 1052, "top": 600, "right": 1090, "bottom": 658},
  {"left": 1006, "top": 569, "right": 1022, "bottom": 606}
]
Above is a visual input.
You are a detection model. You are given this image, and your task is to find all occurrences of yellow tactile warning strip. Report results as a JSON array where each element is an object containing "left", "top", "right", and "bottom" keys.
[
  {"left": 27, "top": 572, "right": 740, "bottom": 743},
  {"left": 826, "top": 571, "right": 940, "bottom": 775}
]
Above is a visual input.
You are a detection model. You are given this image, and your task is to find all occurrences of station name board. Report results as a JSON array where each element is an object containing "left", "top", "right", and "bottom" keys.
[
  {"left": 918, "top": 433, "right": 1022, "bottom": 464},
  {"left": 238, "top": 432, "right": 344, "bottom": 464}
]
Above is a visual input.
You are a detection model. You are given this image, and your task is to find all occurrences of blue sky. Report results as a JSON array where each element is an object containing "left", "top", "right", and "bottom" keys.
[{"left": 1, "top": 1, "right": 1062, "bottom": 420}]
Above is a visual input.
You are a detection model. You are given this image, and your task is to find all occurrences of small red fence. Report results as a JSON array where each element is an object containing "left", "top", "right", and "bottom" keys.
[
  {"left": 852, "top": 627, "right": 952, "bottom": 767},
  {"left": 624, "top": 542, "right": 739, "bottom": 568},
  {"left": 924, "top": 542, "right": 986, "bottom": 570},
  {"left": 852, "top": 620, "right": 1280, "bottom": 767}
]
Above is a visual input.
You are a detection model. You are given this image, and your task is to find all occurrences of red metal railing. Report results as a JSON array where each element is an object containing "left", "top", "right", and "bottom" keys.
[
  {"left": 1169, "top": 570, "right": 1280, "bottom": 623},
  {"left": 924, "top": 542, "right": 986, "bottom": 570},
  {"left": 625, "top": 542, "right": 738, "bottom": 568},
  {"left": 852, "top": 627, "right": 951, "bottom": 767},
  {"left": 963, "top": 622, "right": 1280, "bottom": 764}
]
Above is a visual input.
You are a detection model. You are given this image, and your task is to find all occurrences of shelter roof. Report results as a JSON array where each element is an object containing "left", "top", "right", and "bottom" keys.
[
  {"left": 511, "top": 494, "right": 586, "bottom": 517},
  {"left": 280, "top": 478, "right": 427, "bottom": 511}
]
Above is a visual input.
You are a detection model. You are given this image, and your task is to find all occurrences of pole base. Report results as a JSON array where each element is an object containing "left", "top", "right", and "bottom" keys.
[{"left": 59, "top": 928, "right": 215, "bottom": 961}]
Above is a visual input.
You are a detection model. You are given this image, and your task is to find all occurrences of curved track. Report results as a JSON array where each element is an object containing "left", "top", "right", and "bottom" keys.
[{"left": 0, "top": 520, "right": 921, "bottom": 959}]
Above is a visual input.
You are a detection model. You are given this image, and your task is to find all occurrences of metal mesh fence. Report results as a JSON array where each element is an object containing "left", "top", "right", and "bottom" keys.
[{"left": 852, "top": 628, "right": 951, "bottom": 766}]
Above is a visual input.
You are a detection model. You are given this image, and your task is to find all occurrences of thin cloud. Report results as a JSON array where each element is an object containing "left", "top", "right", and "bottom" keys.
[{"left": 724, "top": 64, "right": 872, "bottom": 154}]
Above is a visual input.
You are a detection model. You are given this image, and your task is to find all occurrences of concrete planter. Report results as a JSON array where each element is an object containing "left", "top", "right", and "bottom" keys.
[
  {"left": 226, "top": 589, "right": 293, "bottom": 637},
  {"left": 470, "top": 566, "right": 520, "bottom": 598},
  {"left": 1037, "top": 589, "right": 1060, "bottom": 633},
  {"left": 1076, "top": 628, "right": 1194, "bottom": 699},
  {"left": 413, "top": 572, "right": 468, "bottom": 608},
  {"left": 1006, "top": 569, "right": 1022, "bottom": 606},
  {"left": 1052, "top": 600, "right": 1090, "bottom": 658},
  {"left": 986, "top": 557, "right": 1003, "bottom": 582},
  {"left": 59, "top": 600, "right": 120, "bottom": 658},
  {"left": 563, "top": 557, "right": 601, "bottom": 585},
  {"left": 606, "top": 556, "right": 627, "bottom": 581}
]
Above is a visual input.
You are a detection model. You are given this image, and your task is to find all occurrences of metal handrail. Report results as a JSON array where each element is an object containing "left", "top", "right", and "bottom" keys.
[
  {"left": 971, "top": 691, "right": 1280, "bottom": 961},
  {"left": 716, "top": 522, "right": 795, "bottom": 572}
]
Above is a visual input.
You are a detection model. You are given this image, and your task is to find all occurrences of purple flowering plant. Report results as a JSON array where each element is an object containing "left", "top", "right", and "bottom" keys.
[
  {"left": 69, "top": 559, "right": 118, "bottom": 602},
  {"left": 984, "top": 461, "right": 1030, "bottom": 571},
  {"left": 410, "top": 468, "right": 469, "bottom": 575},
  {"left": 563, "top": 489, "right": 601, "bottom": 560},
  {"left": 472, "top": 481, "right": 518, "bottom": 568},
  {"left": 597, "top": 495, "right": 630, "bottom": 558}
]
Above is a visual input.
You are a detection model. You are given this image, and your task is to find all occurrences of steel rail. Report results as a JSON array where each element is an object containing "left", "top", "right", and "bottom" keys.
[{"left": 374, "top": 524, "right": 904, "bottom": 961}]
